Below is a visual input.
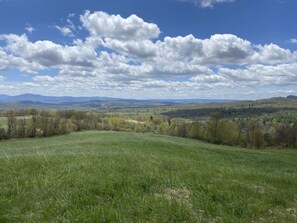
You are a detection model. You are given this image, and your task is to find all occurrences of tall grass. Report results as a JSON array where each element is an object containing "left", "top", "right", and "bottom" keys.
[{"left": 0, "top": 131, "right": 296, "bottom": 222}]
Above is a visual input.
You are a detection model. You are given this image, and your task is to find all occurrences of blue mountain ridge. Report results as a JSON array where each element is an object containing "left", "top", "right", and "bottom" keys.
[{"left": 0, "top": 94, "right": 238, "bottom": 104}]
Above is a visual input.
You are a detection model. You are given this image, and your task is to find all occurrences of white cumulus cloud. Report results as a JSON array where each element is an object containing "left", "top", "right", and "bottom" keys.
[
  {"left": 54, "top": 26, "right": 74, "bottom": 37},
  {"left": 80, "top": 11, "right": 160, "bottom": 40},
  {"left": 0, "top": 11, "right": 296, "bottom": 99}
]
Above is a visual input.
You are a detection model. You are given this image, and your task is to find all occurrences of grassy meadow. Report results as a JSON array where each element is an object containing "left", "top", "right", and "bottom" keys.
[
  {"left": 0, "top": 117, "right": 7, "bottom": 129},
  {"left": 0, "top": 131, "right": 296, "bottom": 222}
]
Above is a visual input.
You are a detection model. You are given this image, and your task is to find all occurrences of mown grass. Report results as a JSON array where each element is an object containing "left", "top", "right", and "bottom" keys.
[{"left": 0, "top": 131, "right": 296, "bottom": 222}]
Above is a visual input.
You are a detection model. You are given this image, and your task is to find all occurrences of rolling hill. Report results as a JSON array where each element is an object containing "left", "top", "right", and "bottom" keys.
[
  {"left": 0, "top": 131, "right": 296, "bottom": 222},
  {"left": 0, "top": 94, "right": 238, "bottom": 109}
]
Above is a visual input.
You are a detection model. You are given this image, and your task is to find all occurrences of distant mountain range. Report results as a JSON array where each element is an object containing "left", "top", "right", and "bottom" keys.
[
  {"left": 0, "top": 94, "right": 122, "bottom": 104},
  {"left": 0, "top": 94, "right": 239, "bottom": 109}
]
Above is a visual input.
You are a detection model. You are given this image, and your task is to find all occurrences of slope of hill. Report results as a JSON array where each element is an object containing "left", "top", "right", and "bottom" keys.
[
  {"left": 287, "top": 95, "right": 297, "bottom": 100},
  {"left": 0, "top": 131, "right": 296, "bottom": 222},
  {"left": 161, "top": 95, "right": 297, "bottom": 118},
  {"left": 0, "top": 94, "right": 296, "bottom": 110}
]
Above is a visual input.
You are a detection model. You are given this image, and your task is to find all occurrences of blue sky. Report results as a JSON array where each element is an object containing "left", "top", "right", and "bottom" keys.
[{"left": 0, "top": 0, "right": 296, "bottom": 99}]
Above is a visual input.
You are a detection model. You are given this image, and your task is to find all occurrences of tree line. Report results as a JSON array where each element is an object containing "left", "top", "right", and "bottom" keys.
[
  {"left": 0, "top": 109, "right": 296, "bottom": 149},
  {"left": 159, "top": 112, "right": 297, "bottom": 149},
  {"left": 163, "top": 107, "right": 297, "bottom": 119}
]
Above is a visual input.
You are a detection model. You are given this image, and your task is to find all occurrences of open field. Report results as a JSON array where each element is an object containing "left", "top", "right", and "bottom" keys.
[
  {"left": 0, "top": 131, "right": 297, "bottom": 222},
  {"left": 0, "top": 117, "right": 7, "bottom": 128},
  {"left": 0, "top": 115, "right": 31, "bottom": 130}
]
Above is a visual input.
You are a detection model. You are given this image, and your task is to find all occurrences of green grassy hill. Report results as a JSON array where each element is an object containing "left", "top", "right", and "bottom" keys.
[{"left": 0, "top": 131, "right": 296, "bottom": 222}]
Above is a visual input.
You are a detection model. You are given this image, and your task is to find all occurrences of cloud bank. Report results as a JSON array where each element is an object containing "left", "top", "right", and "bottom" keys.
[{"left": 0, "top": 11, "right": 296, "bottom": 99}]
